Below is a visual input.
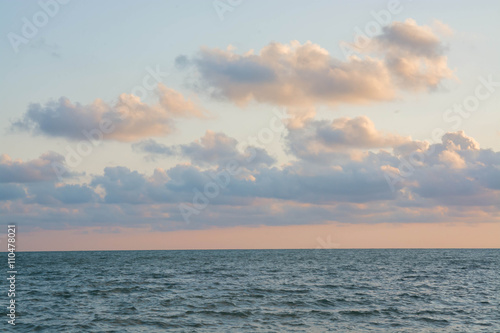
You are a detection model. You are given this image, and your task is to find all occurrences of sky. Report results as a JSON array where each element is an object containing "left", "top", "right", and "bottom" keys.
[{"left": 1, "top": 0, "right": 500, "bottom": 250}]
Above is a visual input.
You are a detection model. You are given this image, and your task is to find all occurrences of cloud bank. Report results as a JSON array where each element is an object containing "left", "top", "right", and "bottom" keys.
[{"left": 2, "top": 127, "right": 500, "bottom": 231}]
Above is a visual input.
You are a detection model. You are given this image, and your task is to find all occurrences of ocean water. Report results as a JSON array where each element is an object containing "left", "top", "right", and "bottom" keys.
[{"left": 4, "top": 249, "right": 499, "bottom": 332}]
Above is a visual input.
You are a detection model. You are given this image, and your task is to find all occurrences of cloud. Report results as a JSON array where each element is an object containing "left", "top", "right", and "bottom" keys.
[
  {"left": 133, "top": 130, "right": 276, "bottom": 169},
  {"left": 370, "top": 19, "right": 454, "bottom": 90},
  {"left": 0, "top": 152, "right": 68, "bottom": 183},
  {"left": 0, "top": 152, "right": 96, "bottom": 204},
  {"left": 88, "top": 161, "right": 396, "bottom": 208},
  {"left": 0, "top": 184, "right": 26, "bottom": 200},
  {"left": 386, "top": 131, "right": 500, "bottom": 205},
  {"left": 91, "top": 167, "right": 151, "bottom": 204},
  {"left": 132, "top": 139, "right": 177, "bottom": 159},
  {"left": 286, "top": 116, "right": 411, "bottom": 162},
  {"left": 116, "top": 130, "right": 500, "bottom": 226},
  {"left": 439, "top": 150, "right": 466, "bottom": 169},
  {"left": 24, "top": 183, "right": 96, "bottom": 205},
  {"left": 180, "top": 20, "right": 453, "bottom": 116},
  {"left": 174, "top": 55, "right": 190, "bottom": 69},
  {"left": 189, "top": 41, "right": 394, "bottom": 108},
  {"left": 3, "top": 124, "right": 500, "bottom": 230},
  {"left": 441, "top": 131, "right": 479, "bottom": 150},
  {"left": 157, "top": 84, "right": 205, "bottom": 118},
  {"left": 11, "top": 84, "right": 205, "bottom": 142},
  {"left": 374, "top": 19, "right": 446, "bottom": 58}
]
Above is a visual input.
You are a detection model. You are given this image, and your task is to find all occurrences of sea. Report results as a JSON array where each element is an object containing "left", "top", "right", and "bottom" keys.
[{"left": 3, "top": 249, "right": 499, "bottom": 332}]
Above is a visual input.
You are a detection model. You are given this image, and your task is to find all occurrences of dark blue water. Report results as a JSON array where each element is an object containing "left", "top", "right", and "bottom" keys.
[{"left": 3, "top": 249, "right": 499, "bottom": 332}]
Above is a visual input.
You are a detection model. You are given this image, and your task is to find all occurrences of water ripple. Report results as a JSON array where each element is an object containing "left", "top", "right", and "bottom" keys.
[{"left": 6, "top": 249, "right": 500, "bottom": 332}]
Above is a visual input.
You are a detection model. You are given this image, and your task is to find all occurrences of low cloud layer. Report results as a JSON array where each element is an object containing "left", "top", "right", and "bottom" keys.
[
  {"left": 0, "top": 152, "right": 67, "bottom": 183},
  {"left": 2, "top": 127, "right": 500, "bottom": 231},
  {"left": 11, "top": 84, "right": 205, "bottom": 142},
  {"left": 0, "top": 152, "right": 92, "bottom": 205}
]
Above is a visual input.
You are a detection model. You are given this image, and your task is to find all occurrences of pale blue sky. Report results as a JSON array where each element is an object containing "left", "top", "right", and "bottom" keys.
[
  {"left": 2, "top": 1, "right": 499, "bottom": 178},
  {"left": 0, "top": 1, "right": 500, "bottom": 149},
  {"left": 1, "top": 1, "right": 500, "bottom": 236}
]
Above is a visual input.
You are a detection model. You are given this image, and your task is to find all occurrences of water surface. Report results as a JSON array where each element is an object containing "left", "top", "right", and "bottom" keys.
[{"left": 5, "top": 249, "right": 500, "bottom": 332}]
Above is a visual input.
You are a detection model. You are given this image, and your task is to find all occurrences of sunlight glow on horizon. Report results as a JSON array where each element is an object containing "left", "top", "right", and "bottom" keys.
[{"left": 14, "top": 222, "right": 500, "bottom": 251}]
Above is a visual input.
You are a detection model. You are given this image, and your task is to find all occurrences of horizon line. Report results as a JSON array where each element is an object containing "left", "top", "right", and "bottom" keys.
[{"left": 7, "top": 247, "right": 500, "bottom": 253}]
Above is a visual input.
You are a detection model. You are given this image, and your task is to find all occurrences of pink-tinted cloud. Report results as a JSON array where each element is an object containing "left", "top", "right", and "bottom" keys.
[
  {"left": 0, "top": 152, "right": 66, "bottom": 183},
  {"left": 180, "top": 20, "right": 453, "bottom": 116},
  {"left": 286, "top": 116, "right": 411, "bottom": 162},
  {"left": 189, "top": 41, "right": 395, "bottom": 107},
  {"left": 2, "top": 128, "right": 500, "bottom": 232},
  {"left": 370, "top": 19, "right": 455, "bottom": 90},
  {"left": 11, "top": 84, "right": 206, "bottom": 142},
  {"left": 133, "top": 130, "right": 275, "bottom": 168}
]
